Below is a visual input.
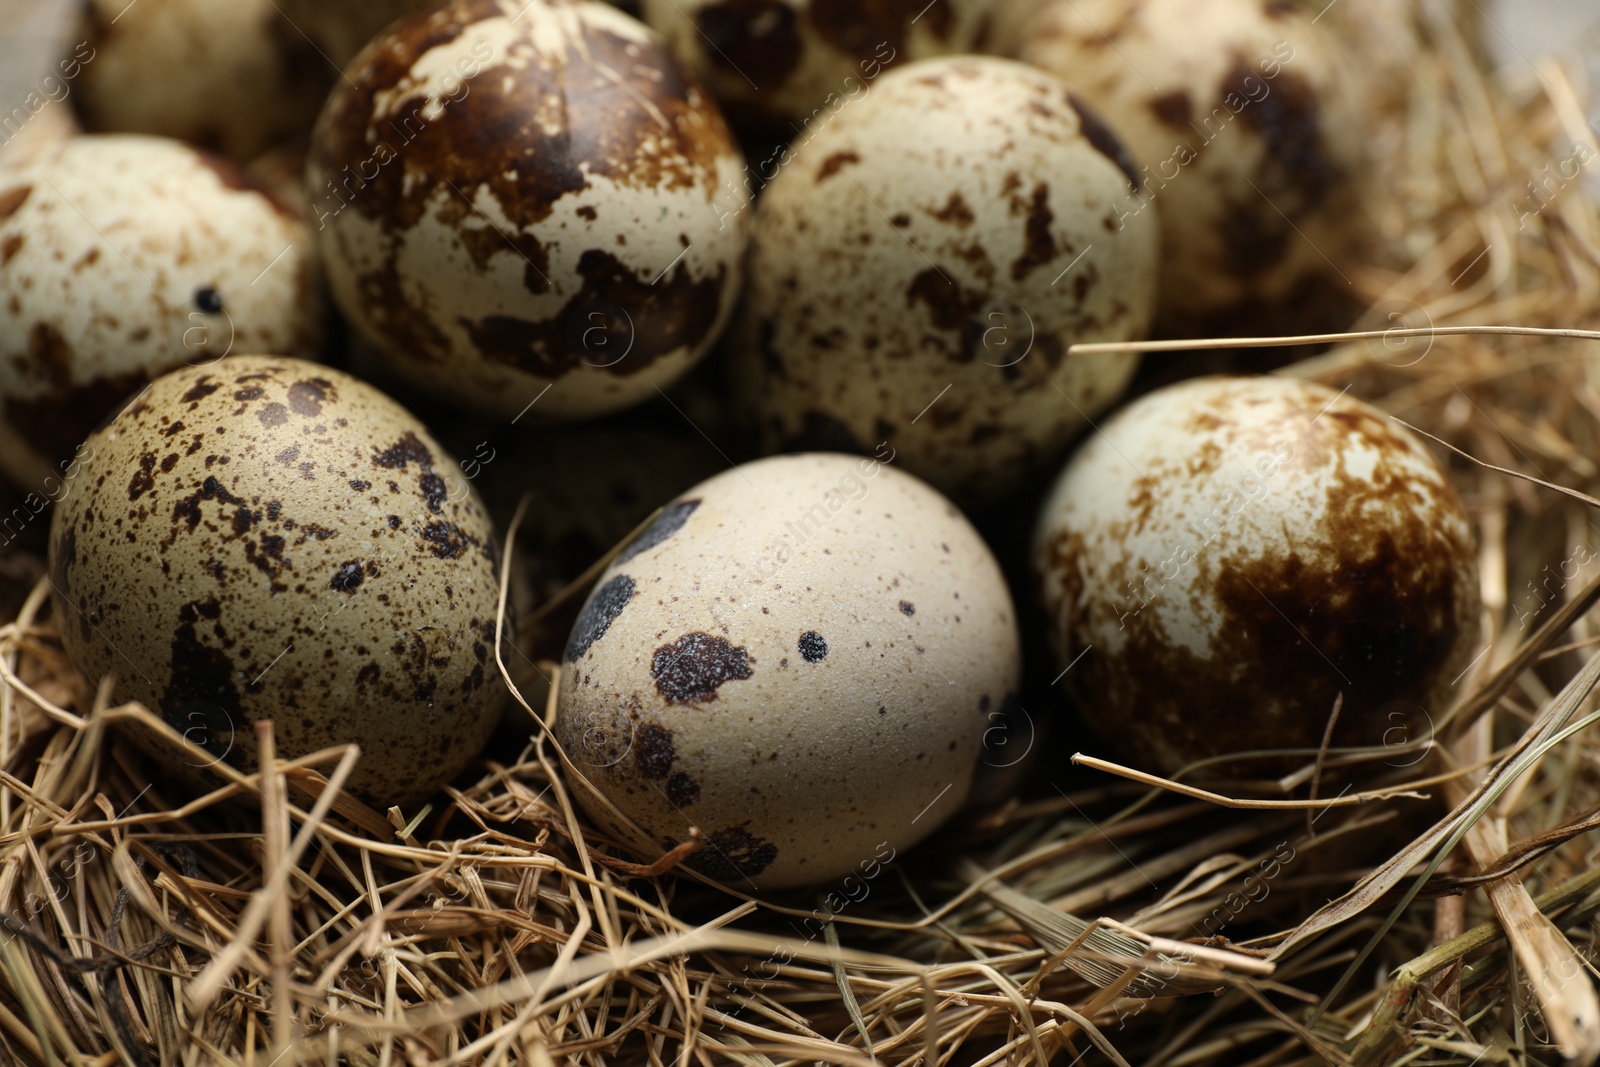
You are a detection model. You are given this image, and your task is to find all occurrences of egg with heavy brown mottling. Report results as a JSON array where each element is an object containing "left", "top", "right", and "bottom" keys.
[
  {"left": 730, "top": 56, "right": 1157, "bottom": 505},
  {"left": 73, "top": 0, "right": 332, "bottom": 162},
  {"left": 1034, "top": 376, "right": 1479, "bottom": 775},
  {"left": 0, "top": 135, "right": 320, "bottom": 490},
  {"left": 308, "top": 0, "right": 749, "bottom": 422},
  {"left": 1021, "top": 0, "right": 1365, "bottom": 334},
  {"left": 46, "top": 356, "right": 509, "bottom": 805},
  {"left": 555, "top": 452, "right": 1021, "bottom": 888},
  {"left": 638, "top": 0, "right": 991, "bottom": 137}
]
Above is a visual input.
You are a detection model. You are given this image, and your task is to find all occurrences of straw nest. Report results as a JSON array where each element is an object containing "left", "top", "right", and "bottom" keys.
[{"left": 4, "top": 3, "right": 1600, "bottom": 1065}]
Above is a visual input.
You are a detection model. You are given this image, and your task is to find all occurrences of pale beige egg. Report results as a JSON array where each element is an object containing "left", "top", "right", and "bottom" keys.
[
  {"left": 1034, "top": 375, "right": 1479, "bottom": 774},
  {"left": 47, "top": 356, "right": 509, "bottom": 805},
  {"left": 730, "top": 55, "right": 1157, "bottom": 504},
  {"left": 72, "top": 0, "right": 331, "bottom": 161},
  {"left": 556, "top": 453, "right": 1021, "bottom": 888},
  {"left": 0, "top": 134, "right": 320, "bottom": 490}
]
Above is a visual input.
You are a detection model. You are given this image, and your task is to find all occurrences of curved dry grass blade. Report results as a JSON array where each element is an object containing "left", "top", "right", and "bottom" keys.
[
  {"left": 821, "top": 918, "right": 871, "bottom": 1056},
  {"left": 1392, "top": 415, "right": 1600, "bottom": 508},
  {"left": 1068, "top": 325, "right": 1600, "bottom": 355}
]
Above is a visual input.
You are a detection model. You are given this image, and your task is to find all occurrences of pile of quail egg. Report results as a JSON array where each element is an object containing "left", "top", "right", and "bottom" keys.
[{"left": 0, "top": 0, "right": 1479, "bottom": 889}]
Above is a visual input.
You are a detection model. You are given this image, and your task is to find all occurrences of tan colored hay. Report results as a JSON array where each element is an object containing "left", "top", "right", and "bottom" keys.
[{"left": 5, "top": 2, "right": 1600, "bottom": 1063}]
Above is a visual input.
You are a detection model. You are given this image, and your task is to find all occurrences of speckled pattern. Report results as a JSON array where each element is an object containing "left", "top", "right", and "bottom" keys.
[
  {"left": 730, "top": 56, "right": 1157, "bottom": 504},
  {"left": 0, "top": 135, "right": 320, "bottom": 488},
  {"left": 1033, "top": 376, "right": 1480, "bottom": 774},
  {"left": 46, "top": 356, "right": 508, "bottom": 805},
  {"left": 556, "top": 453, "right": 1021, "bottom": 888},
  {"left": 308, "top": 0, "right": 749, "bottom": 421},
  {"left": 639, "top": 0, "right": 991, "bottom": 133},
  {"left": 74, "top": 0, "right": 330, "bottom": 162},
  {"left": 1021, "top": 0, "right": 1365, "bottom": 331}
]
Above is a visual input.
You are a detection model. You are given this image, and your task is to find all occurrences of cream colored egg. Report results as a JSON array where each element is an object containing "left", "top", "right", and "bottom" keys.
[
  {"left": 639, "top": 0, "right": 991, "bottom": 134},
  {"left": 1034, "top": 376, "right": 1479, "bottom": 775},
  {"left": 1021, "top": 0, "right": 1365, "bottom": 333},
  {"left": 731, "top": 56, "right": 1157, "bottom": 504},
  {"left": 46, "top": 356, "right": 509, "bottom": 805},
  {"left": 556, "top": 453, "right": 1021, "bottom": 888},
  {"left": 308, "top": 0, "right": 749, "bottom": 422},
  {"left": 72, "top": 0, "right": 331, "bottom": 161},
  {"left": 0, "top": 135, "right": 320, "bottom": 490}
]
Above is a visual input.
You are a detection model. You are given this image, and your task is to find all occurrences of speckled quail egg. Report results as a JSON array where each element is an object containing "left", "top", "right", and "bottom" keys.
[
  {"left": 72, "top": 0, "right": 331, "bottom": 162},
  {"left": 308, "top": 0, "right": 749, "bottom": 422},
  {"left": 1021, "top": 0, "right": 1365, "bottom": 334},
  {"left": 46, "top": 356, "right": 509, "bottom": 805},
  {"left": 1034, "top": 376, "right": 1479, "bottom": 775},
  {"left": 638, "top": 0, "right": 991, "bottom": 136},
  {"left": 274, "top": 0, "right": 435, "bottom": 68},
  {"left": 731, "top": 56, "right": 1157, "bottom": 505},
  {"left": 556, "top": 452, "right": 1021, "bottom": 888},
  {"left": 0, "top": 134, "right": 320, "bottom": 490}
]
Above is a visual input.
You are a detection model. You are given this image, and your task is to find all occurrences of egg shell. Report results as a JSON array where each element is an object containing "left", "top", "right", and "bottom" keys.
[
  {"left": 639, "top": 0, "right": 991, "bottom": 135},
  {"left": 556, "top": 452, "right": 1021, "bottom": 889},
  {"left": 308, "top": 0, "right": 749, "bottom": 422},
  {"left": 46, "top": 356, "right": 508, "bottom": 805},
  {"left": 731, "top": 55, "right": 1157, "bottom": 504},
  {"left": 73, "top": 0, "right": 332, "bottom": 162},
  {"left": 1021, "top": 0, "right": 1365, "bottom": 332},
  {"left": 0, "top": 134, "right": 321, "bottom": 489},
  {"left": 1033, "top": 375, "right": 1479, "bottom": 774}
]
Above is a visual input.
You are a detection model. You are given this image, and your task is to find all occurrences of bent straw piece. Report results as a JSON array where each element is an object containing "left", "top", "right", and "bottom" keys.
[{"left": 1068, "top": 325, "right": 1600, "bottom": 355}]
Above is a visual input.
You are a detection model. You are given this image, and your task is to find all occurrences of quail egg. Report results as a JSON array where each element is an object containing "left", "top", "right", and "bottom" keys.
[
  {"left": 47, "top": 356, "right": 509, "bottom": 805},
  {"left": 308, "top": 0, "right": 749, "bottom": 422},
  {"left": 0, "top": 134, "right": 320, "bottom": 490},
  {"left": 72, "top": 0, "right": 331, "bottom": 162},
  {"left": 1034, "top": 375, "right": 1479, "bottom": 774},
  {"left": 556, "top": 452, "right": 1021, "bottom": 888},
  {"left": 639, "top": 0, "right": 991, "bottom": 136},
  {"left": 1021, "top": 0, "right": 1365, "bottom": 333},
  {"left": 731, "top": 55, "right": 1157, "bottom": 504}
]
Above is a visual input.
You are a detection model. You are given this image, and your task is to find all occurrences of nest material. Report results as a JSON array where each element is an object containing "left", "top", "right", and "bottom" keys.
[{"left": 5, "top": 4, "right": 1600, "bottom": 1065}]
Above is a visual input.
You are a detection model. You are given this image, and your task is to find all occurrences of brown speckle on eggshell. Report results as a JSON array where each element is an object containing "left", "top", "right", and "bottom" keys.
[
  {"left": 46, "top": 356, "right": 507, "bottom": 805},
  {"left": 1033, "top": 375, "right": 1480, "bottom": 774}
]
